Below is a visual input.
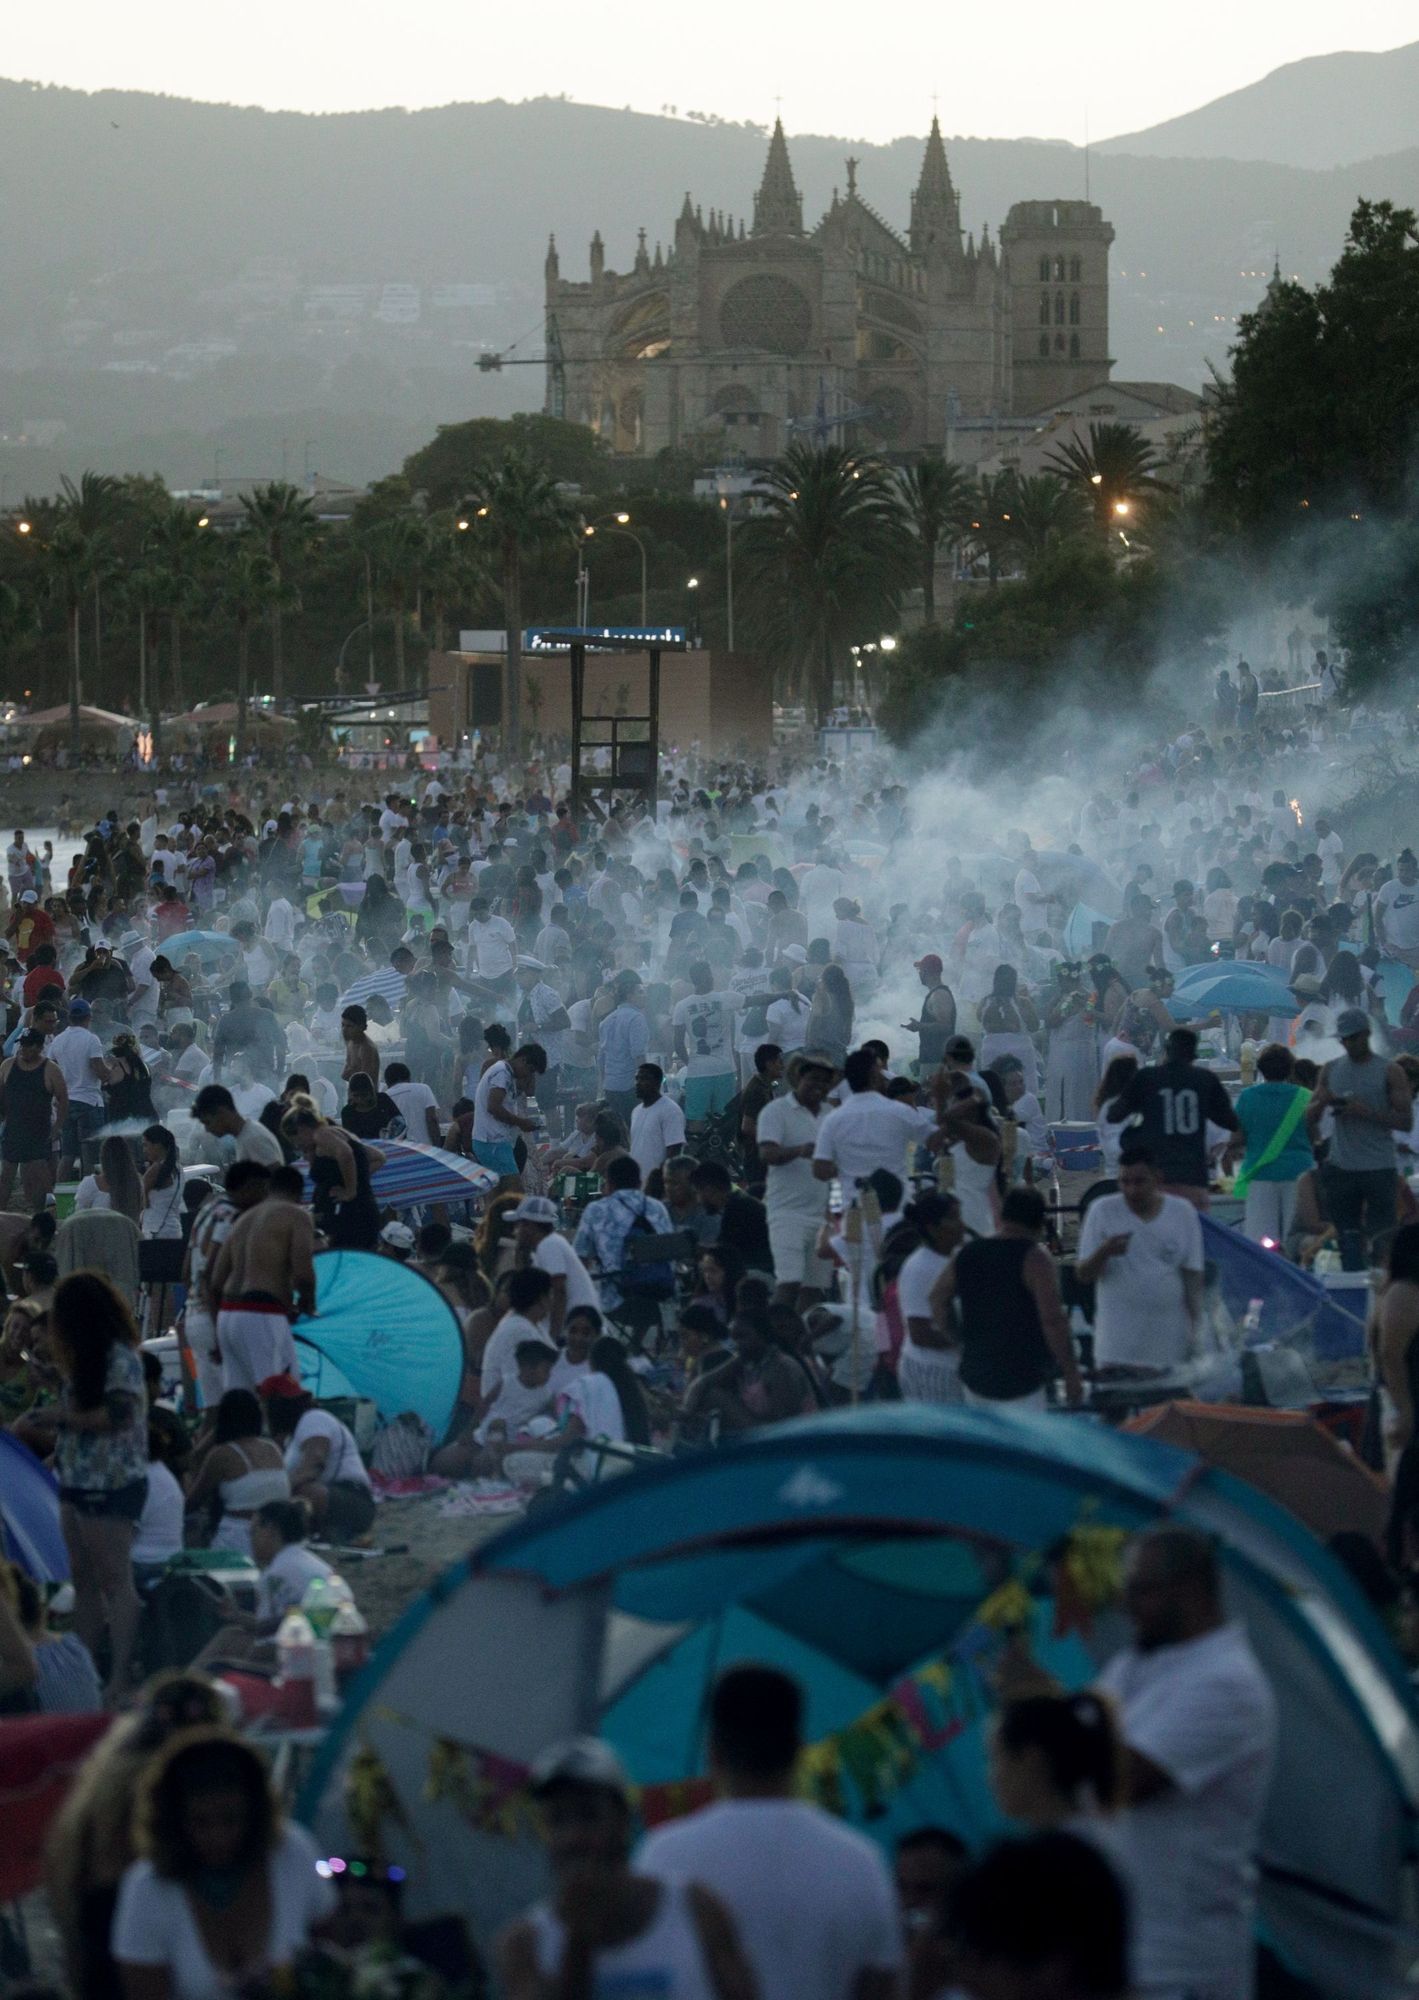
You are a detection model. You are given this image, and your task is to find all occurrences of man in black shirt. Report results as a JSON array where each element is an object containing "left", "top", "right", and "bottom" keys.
[
  {"left": 689, "top": 1159, "right": 773, "bottom": 1276},
  {"left": 1115, "top": 1027, "right": 1237, "bottom": 1208}
]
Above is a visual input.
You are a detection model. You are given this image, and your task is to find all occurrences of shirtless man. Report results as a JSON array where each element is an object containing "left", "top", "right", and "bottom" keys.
[
  {"left": 340, "top": 1003, "right": 380, "bottom": 1085},
  {"left": 208, "top": 1164, "right": 315, "bottom": 1393}
]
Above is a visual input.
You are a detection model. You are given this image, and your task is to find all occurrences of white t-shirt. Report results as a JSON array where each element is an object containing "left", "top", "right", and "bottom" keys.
[
  {"left": 48, "top": 1024, "right": 106, "bottom": 1108},
  {"left": 766, "top": 994, "right": 808, "bottom": 1052},
  {"left": 469, "top": 914, "right": 517, "bottom": 979},
  {"left": 897, "top": 1243, "right": 951, "bottom": 1326},
  {"left": 757, "top": 1096, "right": 827, "bottom": 1218},
  {"left": 630, "top": 1094, "right": 687, "bottom": 1179},
  {"left": 1316, "top": 829, "right": 1344, "bottom": 888},
  {"left": 113, "top": 1822, "right": 337, "bottom": 2000},
  {"left": 386, "top": 1078, "right": 439, "bottom": 1138},
  {"left": 133, "top": 1462, "right": 185, "bottom": 1566},
  {"left": 638, "top": 1800, "right": 903, "bottom": 2000},
  {"left": 473, "top": 1059, "right": 520, "bottom": 1144},
  {"left": 128, "top": 944, "right": 159, "bottom": 1024},
  {"left": 258, "top": 1541, "right": 336, "bottom": 1621},
  {"left": 532, "top": 1230, "right": 600, "bottom": 1313},
  {"left": 1077, "top": 1191, "right": 1204, "bottom": 1369},
  {"left": 73, "top": 1175, "right": 111, "bottom": 1213},
  {"left": 564, "top": 1369, "right": 625, "bottom": 1441},
  {"left": 1097, "top": 1623, "right": 1277, "bottom": 1997},
  {"left": 1375, "top": 877, "right": 1419, "bottom": 951},
  {"left": 672, "top": 991, "right": 736, "bottom": 1076},
  {"left": 480, "top": 1309, "right": 554, "bottom": 1397},
  {"left": 813, "top": 1092, "right": 936, "bottom": 1189},
  {"left": 284, "top": 1408, "right": 369, "bottom": 1490},
  {"left": 233, "top": 1117, "right": 285, "bottom": 1166}
]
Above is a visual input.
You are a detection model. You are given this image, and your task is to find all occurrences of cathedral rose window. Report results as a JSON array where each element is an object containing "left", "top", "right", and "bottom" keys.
[{"left": 719, "top": 274, "right": 813, "bottom": 356}]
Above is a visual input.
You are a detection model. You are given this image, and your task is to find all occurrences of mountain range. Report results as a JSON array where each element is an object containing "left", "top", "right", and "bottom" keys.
[{"left": 0, "top": 43, "right": 1415, "bottom": 494}]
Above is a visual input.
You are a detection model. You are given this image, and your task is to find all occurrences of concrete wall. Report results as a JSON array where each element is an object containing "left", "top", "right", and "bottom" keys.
[{"left": 427, "top": 649, "right": 772, "bottom": 759}]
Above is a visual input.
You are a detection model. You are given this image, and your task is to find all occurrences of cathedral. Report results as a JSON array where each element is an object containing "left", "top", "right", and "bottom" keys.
[{"left": 543, "top": 118, "right": 1115, "bottom": 458}]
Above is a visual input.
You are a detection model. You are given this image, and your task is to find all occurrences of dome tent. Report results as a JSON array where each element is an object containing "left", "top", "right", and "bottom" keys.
[{"left": 302, "top": 1407, "right": 1419, "bottom": 1996}]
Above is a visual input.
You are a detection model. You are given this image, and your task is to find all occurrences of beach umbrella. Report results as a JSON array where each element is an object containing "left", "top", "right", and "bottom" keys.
[
  {"left": 296, "top": 1250, "right": 464, "bottom": 1440},
  {"left": 161, "top": 930, "right": 243, "bottom": 966},
  {"left": 0, "top": 1434, "right": 67, "bottom": 1583},
  {"left": 302, "top": 1138, "right": 499, "bottom": 1211},
  {"left": 1168, "top": 963, "right": 1297, "bottom": 1016}
]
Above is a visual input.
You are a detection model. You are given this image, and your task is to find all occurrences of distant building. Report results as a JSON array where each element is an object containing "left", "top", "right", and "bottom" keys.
[{"left": 544, "top": 119, "right": 1115, "bottom": 456}]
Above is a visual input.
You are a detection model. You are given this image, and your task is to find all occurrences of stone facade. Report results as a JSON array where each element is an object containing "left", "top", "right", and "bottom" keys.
[{"left": 544, "top": 120, "right": 1115, "bottom": 457}]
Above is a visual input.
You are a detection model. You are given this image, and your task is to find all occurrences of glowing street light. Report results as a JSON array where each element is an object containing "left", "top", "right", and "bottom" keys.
[
  {"left": 686, "top": 576, "right": 700, "bottom": 589},
  {"left": 456, "top": 517, "right": 470, "bottom": 531},
  {"left": 1090, "top": 473, "right": 1103, "bottom": 486},
  {"left": 1113, "top": 500, "right": 1131, "bottom": 517},
  {"left": 615, "top": 511, "right": 630, "bottom": 525},
  {"left": 879, "top": 635, "right": 898, "bottom": 652},
  {"left": 196, "top": 515, "right": 210, "bottom": 528},
  {"left": 16, "top": 520, "right": 31, "bottom": 535}
]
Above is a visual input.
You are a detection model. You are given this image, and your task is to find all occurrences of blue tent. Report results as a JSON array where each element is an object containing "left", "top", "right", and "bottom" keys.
[
  {"left": 0, "top": 1433, "right": 67, "bottom": 1583},
  {"left": 296, "top": 1251, "right": 464, "bottom": 1442},
  {"left": 1168, "top": 962, "right": 1298, "bottom": 1016},
  {"left": 302, "top": 1408, "right": 1419, "bottom": 1993}
]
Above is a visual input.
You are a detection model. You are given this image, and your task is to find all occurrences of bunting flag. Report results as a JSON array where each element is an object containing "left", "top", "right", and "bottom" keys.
[{"left": 362, "top": 1508, "right": 1128, "bottom": 1843}]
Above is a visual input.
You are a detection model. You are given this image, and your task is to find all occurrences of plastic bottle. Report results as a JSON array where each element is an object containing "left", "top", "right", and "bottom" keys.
[
  {"left": 275, "top": 1608, "right": 319, "bottom": 1723},
  {"left": 330, "top": 1601, "right": 371, "bottom": 1685},
  {"left": 1241, "top": 1297, "right": 1265, "bottom": 1341}
]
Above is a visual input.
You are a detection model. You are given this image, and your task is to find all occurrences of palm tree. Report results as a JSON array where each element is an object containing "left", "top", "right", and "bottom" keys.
[
  {"left": 422, "top": 516, "right": 492, "bottom": 653},
  {"left": 963, "top": 470, "right": 1021, "bottom": 586},
  {"left": 472, "top": 451, "right": 577, "bottom": 753},
  {"left": 359, "top": 513, "right": 430, "bottom": 690},
  {"left": 43, "top": 521, "right": 94, "bottom": 757},
  {"left": 143, "top": 504, "right": 210, "bottom": 712},
  {"left": 218, "top": 544, "right": 280, "bottom": 758},
  {"left": 739, "top": 443, "right": 911, "bottom": 722},
  {"left": 1045, "top": 421, "right": 1165, "bottom": 535},
  {"left": 1006, "top": 474, "right": 1090, "bottom": 568},
  {"left": 239, "top": 481, "right": 316, "bottom": 702},
  {"left": 897, "top": 457, "right": 976, "bottom": 622},
  {"left": 56, "top": 472, "right": 125, "bottom": 695}
]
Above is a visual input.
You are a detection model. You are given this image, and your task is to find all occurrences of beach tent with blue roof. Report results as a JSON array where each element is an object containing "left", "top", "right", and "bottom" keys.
[{"left": 303, "top": 1407, "right": 1419, "bottom": 1996}]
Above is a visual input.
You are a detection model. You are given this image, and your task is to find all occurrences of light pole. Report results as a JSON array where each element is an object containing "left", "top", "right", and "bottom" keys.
[
  {"left": 686, "top": 575, "right": 701, "bottom": 647},
  {"left": 717, "top": 487, "right": 736, "bottom": 651},
  {"left": 581, "top": 512, "right": 647, "bottom": 624}
]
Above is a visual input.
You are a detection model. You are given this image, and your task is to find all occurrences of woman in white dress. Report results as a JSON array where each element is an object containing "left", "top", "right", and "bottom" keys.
[
  {"left": 979, "top": 964, "right": 1041, "bottom": 1096},
  {"left": 941, "top": 1087, "right": 1003, "bottom": 1239}
]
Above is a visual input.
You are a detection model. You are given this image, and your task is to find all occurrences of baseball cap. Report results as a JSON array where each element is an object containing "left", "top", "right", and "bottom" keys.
[
  {"left": 914, "top": 953, "right": 943, "bottom": 978},
  {"left": 1335, "top": 1007, "right": 1371, "bottom": 1039},
  {"left": 528, "top": 1736, "right": 630, "bottom": 1798},
  {"left": 509, "top": 1195, "right": 558, "bottom": 1227},
  {"left": 379, "top": 1221, "right": 416, "bottom": 1251},
  {"left": 19, "top": 890, "right": 37, "bottom": 904},
  {"left": 258, "top": 1373, "right": 308, "bottom": 1401},
  {"left": 67, "top": 999, "right": 92, "bottom": 1020}
]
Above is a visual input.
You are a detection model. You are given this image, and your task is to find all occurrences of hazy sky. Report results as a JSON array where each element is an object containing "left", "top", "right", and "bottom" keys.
[{"left": 8, "top": 2, "right": 1414, "bottom": 144}]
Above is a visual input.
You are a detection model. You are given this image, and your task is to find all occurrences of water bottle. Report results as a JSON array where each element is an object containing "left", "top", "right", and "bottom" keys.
[
  {"left": 330, "top": 1601, "right": 371, "bottom": 1686},
  {"left": 1241, "top": 1297, "right": 1265, "bottom": 1342},
  {"left": 275, "top": 1608, "right": 319, "bottom": 1724}
]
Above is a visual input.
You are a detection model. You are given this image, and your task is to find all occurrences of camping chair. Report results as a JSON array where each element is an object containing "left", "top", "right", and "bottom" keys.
[
  {"left": 549, "top": 1432, "right": 668, "bottom": 1494},
  {"left": 607, "top": 1228, "right": 700, "bottom": 1352}
]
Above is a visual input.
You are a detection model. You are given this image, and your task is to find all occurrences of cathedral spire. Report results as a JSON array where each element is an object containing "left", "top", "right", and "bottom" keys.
[
  {"left": 752, "top": 117, "right": 804, "bottom": 236},
  {"left": 910, "top": 114, "right": 961, "bottom": 260}
]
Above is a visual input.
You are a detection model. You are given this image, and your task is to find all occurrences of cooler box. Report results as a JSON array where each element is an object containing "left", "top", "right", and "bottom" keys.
[
  {"left": 1048, "top": 1123, "right": 1103, "bottom": 1173},
  {"left": 1315, "top": 1272, "right": 1370, "bottom": 1361},
  {"left": 161, "top": 1548, "right": 260, "bottom": 1614}
]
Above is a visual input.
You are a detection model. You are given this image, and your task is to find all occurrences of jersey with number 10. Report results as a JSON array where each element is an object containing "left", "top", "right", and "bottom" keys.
[{"left": 1115, "top": 1059, "right": 1237, "bottom": 1188}]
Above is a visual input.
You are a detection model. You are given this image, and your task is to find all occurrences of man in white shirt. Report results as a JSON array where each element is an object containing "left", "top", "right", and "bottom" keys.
[
  {"left": 127, "top": 937, "right": 160, "bottom": 1029},
  {"left": 192, "top": 1083, "right": 286, "bottom": 1167},
  {"left": 509, "top": 1194, "right": 599, "bottom": 1340},
  {"left": 1312, "top": 815, "right": 1344, "bottom": 891},
  {"left": 264, "top": 894, "right": 297, "bottom": 954},
  {"left": 1097, "top": 1525, "right": 1277, "bottom": 2000},
  {"left": 758, "top": 1057, "right": 833, "bottom": 1307},
  {"left": 638, "top": 1665, "right": 903, "bottom": 2000},
  {"left": 383, "top": 1061, "right": 441, "bottom": 1145},
  {"left": 813, "top": 1048, "right": 941, "bottom": 1194},
  {"left": 628, "top": 1062, "right": 686, "bottom": 1183},
  {"left": 48, "top": 999, "right": 115, "bottom": 1177},
  {"left": 1375, "top": 849, "right": 1419, "bottom": 969},
  {"left": 1076, "top": 1147, "right": 1204, "bottom": 1371},
  {"left": 467, "top": 895, "right": 518, "bottom": 987}
]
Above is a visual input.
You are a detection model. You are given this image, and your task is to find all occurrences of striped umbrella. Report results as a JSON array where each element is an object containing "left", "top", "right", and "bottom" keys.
[
  {"left": 308, "top": 1139, "right": 499, "bottom": 1210},
  {"left": 338, "top": 965, "right": 408, "bottom": 1011}
]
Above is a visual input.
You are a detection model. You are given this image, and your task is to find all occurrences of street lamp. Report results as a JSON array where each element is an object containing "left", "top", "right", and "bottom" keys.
[
  {"left": 879, "top": 635, "right": 897, "bottom": 652},
  {"left": 685, "top": 575, "right": 701, "bottom": 647},
  {"left": 456, "top": 517, "right": 470, "bottom": 532},
  {"left": 583, "top": 513, "right": 648, "bottom": 624},
  {"left": 1113, "top": 500, "right": 1131, "bottom": 518},
  {"left": 16, "top": 520, "right": 30, "bottom": 535}
]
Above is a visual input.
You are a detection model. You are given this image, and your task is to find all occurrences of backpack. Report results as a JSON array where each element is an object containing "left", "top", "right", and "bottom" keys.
[{"left": 617, "top": 1194, "right": 677, "bottom": 1299}]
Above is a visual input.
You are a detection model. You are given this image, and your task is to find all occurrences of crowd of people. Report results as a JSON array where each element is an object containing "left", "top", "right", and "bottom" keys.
[{"left": 0, "top": 697, "right": 1412, "bottom": 1997}]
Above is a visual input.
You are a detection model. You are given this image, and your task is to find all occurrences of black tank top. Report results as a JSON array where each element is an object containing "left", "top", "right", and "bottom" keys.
[
  {"left": 3, "top": 1058, "right": 52, "bottom": 1151},
  {"left": 952, "top": 1236, "right": 1052, "bottom": 1400}
]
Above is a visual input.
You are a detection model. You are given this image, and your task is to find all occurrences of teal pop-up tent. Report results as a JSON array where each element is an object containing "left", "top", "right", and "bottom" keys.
[{"left": 303, "top": 1408, "right": 1419, "bottom": 1995}]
